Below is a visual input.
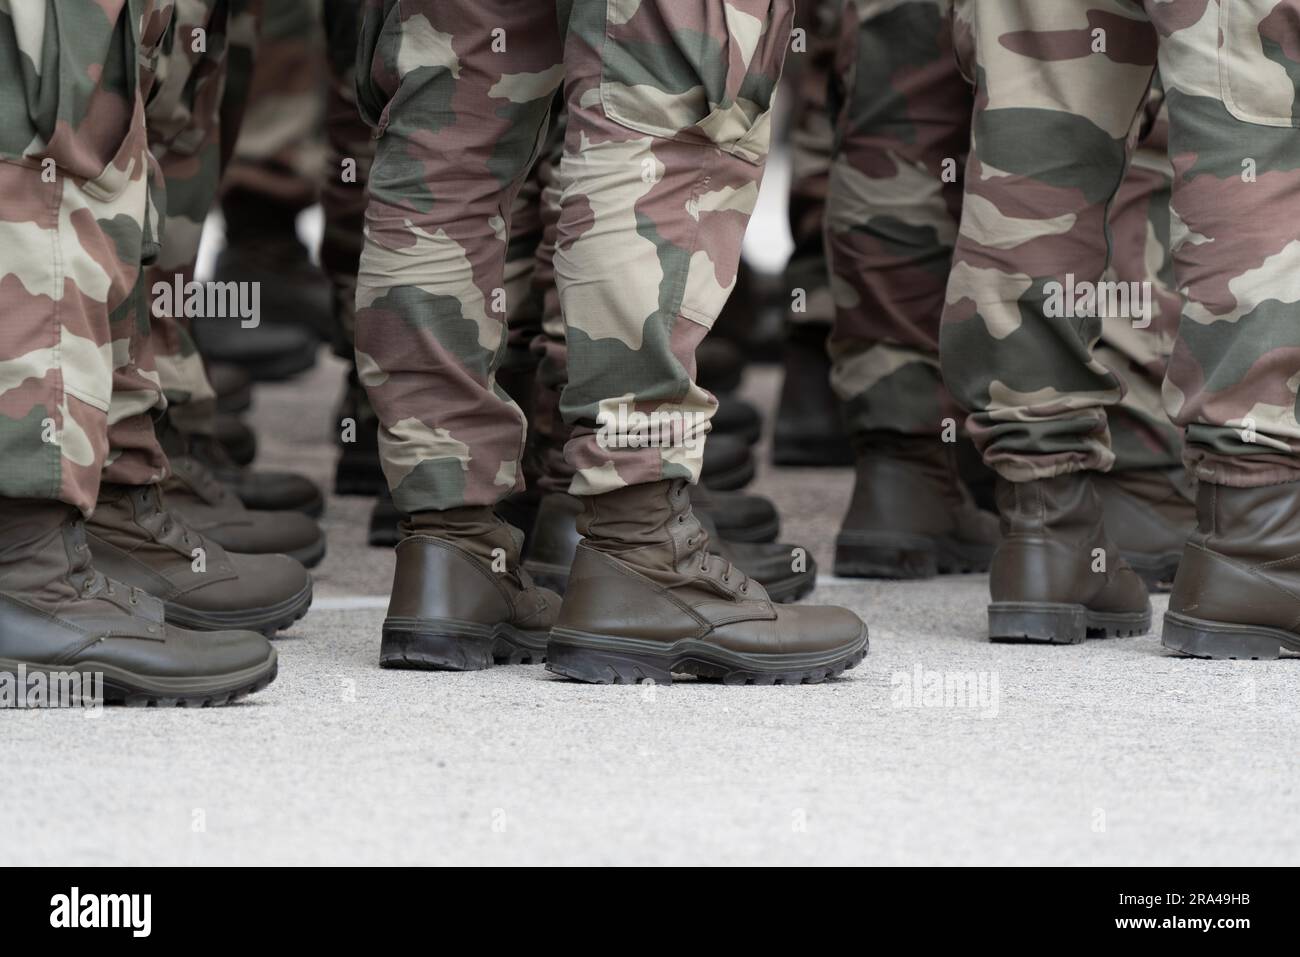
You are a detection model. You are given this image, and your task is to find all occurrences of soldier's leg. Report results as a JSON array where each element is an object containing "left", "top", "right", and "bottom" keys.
[
  {"left": 1092, "top": 78, "right": 1196, "bottom": 589},
  {"left": 941, "top": 0, "right": 1156, "bottom": 643},
  {"left": 0, "top": 0, "right": 276, "bottom": 704},
  {"left": 1152, "top": 1, "right": 1300, "bottom": 659},
  {"left": 772, "top": 0, "right": 852, "bottom": 467},
  {"left": 825, "top": 0, "right": 999, "bottom": 580},
  {"left": 519, "top": 108, "right": 816, "bottom": 603},
  {"left": 356, "top": 0, "right": 565, "bottom": 671},
  {"left": 88, "top": 0, "right": 317, "bottom": 637},
  {"left": 546, "top": 0, "right": 868, "bottom": 686},
  {"left": 197, "top": 0, "right": 325, "bottom": 381}
]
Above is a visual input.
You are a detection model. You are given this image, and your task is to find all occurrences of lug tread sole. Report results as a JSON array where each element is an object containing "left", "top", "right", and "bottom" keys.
[
  {"left": 545, "top": 628, "right": 868, "bottom": 686},
  {"left": 1162, "top": 611, "right": 1300, "bottom": 660},
  {"left": 989, "top": 601, "right": 1151, "bottom": 645},
  {"left": 380, "top": 622, "right": 548, "bottom": 671}
]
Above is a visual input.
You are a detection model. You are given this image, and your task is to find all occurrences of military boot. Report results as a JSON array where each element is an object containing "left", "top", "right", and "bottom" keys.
[
  {"left": 87, "top": 484, "right": 313, "bottom": 636},
  {"left": 1163, "top": 481, "right": 1300, "bottom": 659},
  {"left": 773, "top": 323, "right": 853, "bottom": 467},
  {"left": 696, "top": 339, "right": 746, "bottom": 395},
  {"left": 988, "top": 474, "right": 1151, "bottom": 644},
  {"left": 214, "top": 187, "right": 334, "bottom": 344},
  {"left": 1095, "top": 467, "right": 1195, "bottom": 591},
  {"left": 209, "top": 362, "right": 252, "bottom": 414},
  {"left": 702, "top": 433, "right": 756, "bottom": 491},
  {"left": 214, "top": 412, "right": 257, "bottom": 466},
  {"left": 192, "top": 321, "right": 319, "bottom": 384},
  {"left": 713, "top": 394, "right": 762, "bottom": 446},
  {"left": 689, "top": 485, "right": 779, "bottom": 543},
  {"left": 381, "top": 508, "right": 561, "bottom": 671},
  {"left": 524, "top": 490, "right": 814, "bottom": 602},
  {"left": 0, "top": 499, "right": 277, "bottom": 706},
  {"left": 172, "top": 416, "right": 324, "bottom": 517},
  {"left": 333, "top": 368, "right": 386, "bottom": 496},
  {"left": 835, "top": 434, "right": 1000, "bottom": 579},
  {"left": 549, "top": 480, "right": 867, "bottom": 685},
  {"left": 162, "top": 455, "right": 326, "bottom": 567}
]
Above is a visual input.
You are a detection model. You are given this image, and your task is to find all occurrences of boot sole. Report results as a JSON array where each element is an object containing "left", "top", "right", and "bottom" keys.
[
  {"left": 165, "top": 580, "right": 313, "bottom": 638},
  {"left": 702, "top": 458, "right": 755, "bottom": 492},
  {"left": 545, "top": 626, "right": 868, "bottom": 686},
  {"left": 988, "top": 602, "right": 1152, "bottom": 645},
  {"left": 0, "top": 650, "right": 277, "bottom": 707},
  {"left": 1162, "top": 611, "right": 1300, "bottom": 660},
  {"left": 380, "top": 621, "right": 548, "bottom": 671},
  {"left": 834, "top": 532, "right": 993, "bottom": 580}
]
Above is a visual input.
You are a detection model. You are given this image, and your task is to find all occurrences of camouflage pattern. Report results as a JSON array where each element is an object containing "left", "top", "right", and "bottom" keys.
[
  {"left": 320, "top": 0, "right": 371, "bottom": 357},
  {"left": 355, "top": 0, "right": 793, "bottom": 512},
  {"left": 221, "top": 0, "right": 326, "bottom": 210},
  {"left": 783, "top": 0, "right": 841, "bottom": 329},
  {"left": 0, "top": 0, "right": 176, "bottom": 514},
  {"left": 828, "top": 0, "right": 1182, "bottom": 466},
  {"left": 145, "top": 0, "right": 262, "bottom": 438},
  {"left": 940, "top": 0, "right": 1300, "bottom": 487},
  {"left": 825, "top": 0, "right": 971, "bottom": 441}
]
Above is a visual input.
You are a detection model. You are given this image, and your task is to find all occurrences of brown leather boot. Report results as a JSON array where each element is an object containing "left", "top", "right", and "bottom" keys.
[
  {"left": 1163, "top": 481, "right": 1300, "bottom": 659},
  {"left": 163, "top": 454, "right": 326, "bottom": 568},
  {"left": 86, "top": 484, "right": 313, "bottom": 636},
  {"left": 988, "top": 474, "right": 1151, "bottom": 644},
  {"left": 1095, "top": 467, "right": 1195, "bottom": 591},
  {"left": 835, "top": 434, "right": 1000, "bottom": 579},
  {"left": 549, "top": 480, "right": 867, "bottom": 685},
  {"left": 0, "top": 499, "right": 277, "bottom": 706},
  {"left": 524, "top": 491, "right": 815, "bottom": 602},
  {"left": 380, "top": 508, "right": 561, "bottom": 671}
]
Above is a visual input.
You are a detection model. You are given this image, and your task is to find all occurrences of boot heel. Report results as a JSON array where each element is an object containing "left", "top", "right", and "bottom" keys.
[
  {"left": 988, "top": 602, "right": 1087, "bottom": 644},
  {"left": 380, "top": 628, "right": 494, "bottom": 671},
  {"left": 834, "top": 534, "right": 938, "bottom": 580},
  {"left": 1161, "top": 612, "right": 1286, "bottom": 660},
  {"left": 546, "top": 640, "right": 673, "bottom": 685}
]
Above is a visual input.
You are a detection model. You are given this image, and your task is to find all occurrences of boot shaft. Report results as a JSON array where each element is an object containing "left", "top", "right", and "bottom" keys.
[{"left": 0, "top": 499, "right": 89, "bottom": 607}]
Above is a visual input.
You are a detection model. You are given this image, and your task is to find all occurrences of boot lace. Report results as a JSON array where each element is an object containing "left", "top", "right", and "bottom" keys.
[
  {"left": 136, "top": 487, "right": 200, "bottom": 553},
  {"left": 672, "top": 481, "right": 751, "bottom": 595}
]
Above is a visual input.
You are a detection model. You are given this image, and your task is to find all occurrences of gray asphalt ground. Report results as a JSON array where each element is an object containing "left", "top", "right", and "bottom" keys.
[{"left": 4, "top": 350, "right": 1298, "bottom": 867}]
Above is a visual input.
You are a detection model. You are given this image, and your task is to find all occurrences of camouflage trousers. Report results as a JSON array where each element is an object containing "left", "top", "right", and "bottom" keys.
[
  {"left": 782, "top": 0, "right": 841, "bottom": 328},
  {"left": 0, "top": 0, "right": 175, "bottom": 514},
  {"left": 146, "top": 0, "right": 262, "bottom": 437},
  {"left": 830, "top": 0, "right": 1182, "bottom": 474},
  {"left": 356, "top": 0, "right": 793, "bottom": 512},
  {"left": 941, "top": 0, "right": 1300, "bottom": 488},
  {"left": 221, "top": 0, "right": 327, "bottom": 211}
]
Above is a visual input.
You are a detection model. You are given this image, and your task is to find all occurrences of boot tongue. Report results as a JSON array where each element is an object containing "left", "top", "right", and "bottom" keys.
[
  {"left": 124, "top": 484, "right": 201, "bottom": 556},
  {"left": 580, "top": 480, "right": 750, "bottom": 596}
]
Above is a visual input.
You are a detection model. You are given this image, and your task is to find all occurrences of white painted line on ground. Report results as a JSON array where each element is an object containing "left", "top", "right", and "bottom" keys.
[{"left": 313, "top": 595, "right": 390, "bottom": 611}]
